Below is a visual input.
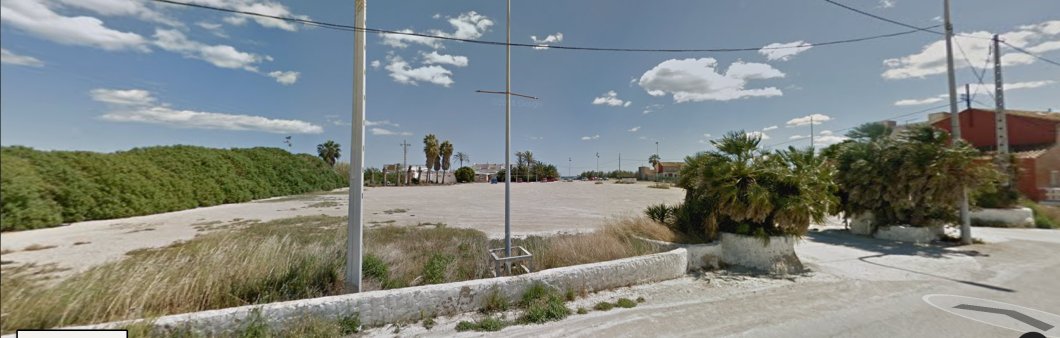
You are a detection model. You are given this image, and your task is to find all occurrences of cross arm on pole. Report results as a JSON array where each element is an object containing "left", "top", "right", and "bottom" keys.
[{"left": 475, "top": 90, "right": 539, "bottom": 100}]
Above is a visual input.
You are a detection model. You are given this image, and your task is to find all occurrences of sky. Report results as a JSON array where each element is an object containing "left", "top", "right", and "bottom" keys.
[{"left": 2, "top": 0, "right": 1059, "bottom": 174}]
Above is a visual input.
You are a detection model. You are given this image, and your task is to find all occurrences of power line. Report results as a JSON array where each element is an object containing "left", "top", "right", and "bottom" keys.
[
  {"left": 1000, "top": 41, "right": 1060, "bottom": 67},
  {"left": 153, "top": 0, "right": 937, "bottom": 53},
  {"left": 763, "top": 103, "right": 950, "bottom": 149}
]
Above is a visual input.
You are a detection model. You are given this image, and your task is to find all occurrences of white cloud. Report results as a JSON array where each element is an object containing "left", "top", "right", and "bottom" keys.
[
  {"left": 198, "top": 0, "right": 309, "bottom": 31},
  {"left": 1, "top": 0, "right": 149, "bottom": 51},
  {"left": 531, "top": 32, "right": 563, "bottom": 49},
  {"left": 267, "top": 71, "right": 299, "bottom": 85},
  {"left": 381, "top": 11, "right": 493, "bottom": 49},
  {"left": 894, "top": 94, "right": 946, "bottom": 106},
  {"left": 371, "top": 127, "right": 412, "bottom": 136},
  {"left": 878, "top": 0, "right": 895, "bottom": 9},
  {"left": 882, "top": 21, "right": 1060, "bottom": 79},
  {"left": 789, "top": 135, "right": 806, "bottom": 140},
  {"left": 815, "top": 130, "right": 849, "bottom": 146},
  {"left": 745, "top": 131, "right": 770, "bottom": 140},
  {"left": 197, "top": 22, "right": 222, "bottom": 30},
  {"left": 758, "top": 41, "right": 813, "bottom": 61},
  {"left": 92, "top": 88, "right": 322, "bottom": 134},
  {"left": 1, "top": 48, "right": 44, "bottom": 67},
  {"left": 421, "top": 51, "right": 468, "bottom": 67},
  {"left": 592, "top": 90, "right": 631, "bottom": 107},
  {"left": 895, "top": 80, "right": 1056, "bottom": 106},
  {"left": 366, "top": 120, "right": 399, "bottom": 127},
  {"left": 628, "top": 126, "right": 641, "bottom": 132},
  {"left": 762, "top": 125, "right": 779, "bottom": 131},
  {"left": 703, "top": 133, "right": 712, "bottom": 138},
  {"left": 638, "top": 58, "right": 784, "bottom": 102},
  {"left": 325, "top": 115, "right": 350, "bottom": 127},
  {"left": 57, "top": 0, "right": 180, "bottom": 26},
  {"left": 581, "top": 134, "right": 600, "bottom": 141},
  {"left": 370, "top": 60, "right": 381, "bottom": 69},
  {"left": 642, "top": 104, "right": 663, "bottom": 115},
  {"left": 90, "top": 88, "right": 156, "bottom": 106},
  {"left": 786, "top": 114, "right": 832, "bottom": 127},
  {"left": 384, "top": 55, "right": 453, "bottom": 87},
  {"left": 153, "top": 29, "right": 262, "bottom": 71}
]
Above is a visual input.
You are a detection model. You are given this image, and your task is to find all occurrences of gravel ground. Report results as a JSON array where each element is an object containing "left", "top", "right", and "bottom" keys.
[{"left": 0, "top": 181, "right": 683, "bottom": 278}]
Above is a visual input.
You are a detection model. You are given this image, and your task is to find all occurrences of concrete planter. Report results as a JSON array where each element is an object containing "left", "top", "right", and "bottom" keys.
[
  {"left": 849, "top": 212, "right": 874, "bottom": 235},
  {"left": 970, "top": 207, "right": 1034, "bottom": 228},
  {"left": 633, "top": 236, "right": 721, "bottom": 271},
  {"left": 873, "top": 225, "right": 944, "bottom": 244},
  {"left": 720, "top": 233, "right": 803, "bottom": 275}
]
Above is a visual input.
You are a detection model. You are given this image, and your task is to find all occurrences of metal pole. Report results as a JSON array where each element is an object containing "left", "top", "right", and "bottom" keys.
[
  {"left": 400, "top": 140, "right": 409, "bottom": 186},
  {"left": 943, "top": 0, "right": 971, "bottom": 244},
  {"left": 345, "top": 0, "right": 366, "bottom": 293},
  {"left": 504, "top": 0, "right": 512, "bottom": 260},
  {"left": 993, "top": 34, "right": 1009, "bottom": 174},
  {"left": 618, "top": 153, "right": 621, "bottom": 176},
  {"left": 655, "top": 141, "right": 659, "bottom": 182}
]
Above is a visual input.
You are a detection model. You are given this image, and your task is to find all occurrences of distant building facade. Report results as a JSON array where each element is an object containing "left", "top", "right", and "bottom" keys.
[
  {"left": 930, "top": 108, "right": 1059, "bottom": 202},
  {"left": 656, "top": 162, "right": 684, "bottom": 180},
  {"left": 471, "top": 163, "right": 505, "bottom": 182}
]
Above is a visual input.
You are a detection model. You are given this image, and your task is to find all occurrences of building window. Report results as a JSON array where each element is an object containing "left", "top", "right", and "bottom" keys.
[{"left": 1052, "top": 170, "right": 1059, "bottom": 187}]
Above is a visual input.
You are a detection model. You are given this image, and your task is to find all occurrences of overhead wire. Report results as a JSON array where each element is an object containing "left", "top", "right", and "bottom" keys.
[
  {"left": 762, "top": 103, "right": 951, "bottom": 149},
  {"left": 153, "top": 0, "right": 938, "bottom": 53}
]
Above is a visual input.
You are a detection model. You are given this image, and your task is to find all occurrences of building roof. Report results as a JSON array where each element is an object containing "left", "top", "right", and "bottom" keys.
[
  {"left": 658, "top": 162, "right": 683, "bottom": 167},
  {"left": 933, "top": 108, "right": 1060, "bottom": 123},
  {"left": 1014, "top": 148, "right": 1049, "bottom": 159}
]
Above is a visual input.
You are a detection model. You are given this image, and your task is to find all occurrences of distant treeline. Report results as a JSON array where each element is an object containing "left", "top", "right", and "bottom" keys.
[{"left": 1, "top": 146, "right": 347, "bottom": 231}]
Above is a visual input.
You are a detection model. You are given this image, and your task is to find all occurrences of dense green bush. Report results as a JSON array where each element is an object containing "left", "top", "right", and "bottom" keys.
[
  {"left": 825, "top": 126, "right": 998, "bottom": 227},
  {"left": 0, "top": 145, "right": 347, "bottom": 231},
  {"left": 454, "top": 166, "right": 476, "bottom": 183}
]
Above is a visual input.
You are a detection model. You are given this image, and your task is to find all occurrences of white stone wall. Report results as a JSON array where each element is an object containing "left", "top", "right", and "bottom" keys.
[
  {"left": 41, "top": 249, "right": 688, "bottom": 336},
  {"left": 970, "top": 207, "right": 1034, "bottom": 228},
  {"left": 719, "top": 233, "right": 803, "bottom": 275},
  {"left": 849, "top": 212, "right": 874, "bottom": 235},
  {"left": 873, "top": 225, "right": 943, "bottom": 244},
  {"left": 633, "top": 236, "right": 721, "bottom": 271}
]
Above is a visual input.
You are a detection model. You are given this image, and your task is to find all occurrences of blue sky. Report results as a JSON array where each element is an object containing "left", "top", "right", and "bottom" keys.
[{"left": 2, "top": 0, "right": 1058, "bottom": 173}]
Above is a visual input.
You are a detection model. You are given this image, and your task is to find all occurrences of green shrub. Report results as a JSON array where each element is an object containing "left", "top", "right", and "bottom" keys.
[
  {"left": 576, "top": 307, "right": 588, "bottom": 314},
  {"left": 337, "top": 314, "right": 360, "bottom": 335},
  {"left": 644, "top": 203, "right": 672, "bottom": 224},
  {"left": 1022, "top": 200, "right": 1059, "bottom": 229},
  {"left": 362, "top": 254, "right": 388, "bottom": 280},
  {"left": 455, "top": 317, "right": 507, "bottom": 332},
  {"left": 422, "top": 254, "right": 454, "bottom": 285},
  {"left": 481, "top": 289, "right": 510, "bottom": 313},
  {"left": 593, "top": 302, "right": 614, "bottom": 311},
  {"left": 0, "top": 146, "right": 346, "bottom": 231},
  {"left": 454, "top": 166, "right": 476, "bottom": 183},
  {"left": 520, "top": 294, "right": 570, "bottom": 324},
  {"left": 615, "top": 298, "right": 637, "bottom": 308}
]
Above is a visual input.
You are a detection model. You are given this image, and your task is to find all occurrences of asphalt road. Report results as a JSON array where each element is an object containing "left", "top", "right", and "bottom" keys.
[{"left": 492, "top": 227, "right": 1060, "bottom": 338}]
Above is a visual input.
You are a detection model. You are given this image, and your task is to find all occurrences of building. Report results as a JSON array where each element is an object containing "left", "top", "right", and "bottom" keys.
[
  {"left": 636, "top": 166, "right": 656, "bottom": 181},
  {"left": 656, "top": 162, "right": 684, "bottom": 180},
  {"left": 471, "top": 163, "right": 505, "bottom": 182},
  {"left": 930, "top": 108, "right": 1060, "bottom": 202}
]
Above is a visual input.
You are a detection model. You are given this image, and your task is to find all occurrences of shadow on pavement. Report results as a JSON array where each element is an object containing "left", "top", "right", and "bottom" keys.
[{"left": 806, "top": 229, "right": 1015, "bottom": 293}]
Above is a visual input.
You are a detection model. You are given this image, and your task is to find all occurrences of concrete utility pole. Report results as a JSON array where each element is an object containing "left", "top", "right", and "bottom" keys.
[
  {"left": 400, "top": 140, "right": 410, "bottom": 186},
  {"left": 595, "top": 152, "right": 600, "bottom": 174},
  {"left": 568, "top": 157, "right": 572, "bottom": 177},
  {"left": 655, "top": 141, "right": 660, "bottom": 183},
  {"left": 810, "top": 115, "right": 815, "bottom": 148},
  {"left": 943, "top": 0, "right": 972, "bottom": 245},
  {"left": 618, "top": 153, "right": 621, "bottom": 176},
  {"left": 993, "top": 34, "right": 1010, "bottom": 177},
  {"left": 346, "top": 0, "right": 366, "bottom": 293}
]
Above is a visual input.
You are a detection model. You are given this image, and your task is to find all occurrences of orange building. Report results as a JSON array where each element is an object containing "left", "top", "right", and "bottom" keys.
[{"left": 930, "top": 108, "right": 1059, "bottom": 202}]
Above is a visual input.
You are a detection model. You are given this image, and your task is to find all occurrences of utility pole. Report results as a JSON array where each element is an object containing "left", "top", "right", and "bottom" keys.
[
  {"left": 655, "top": 141, "right": 659, "bottom": 183},
  {"left": 810, "top": 115, "right": 815, "bottom": 149},
  {"left": 943, "top": 0, "right": 972, "bottom": 245},
  {"left": 993, "top": 34, "right": 1010, "bottom": 177},
  {"left": 568, "top": 157, "right": 571, "bottom": 177},
  {"left": 345, "top": 0, "right": 366, "bottom": 293},
  {"left": 964, "top": 84, "right": 972, "bottom": 110},
  {"left": 595, "top": 152, "right": 600, "bottom": 175},
  {"left": 618, "top": 153, "right": 622, "bottom": 177},
  {"left": 399, "top": 140, "right": 410, "bottom": 186},
  {"left": 473, "top": 0, "right": 537, "bottom": 268}
]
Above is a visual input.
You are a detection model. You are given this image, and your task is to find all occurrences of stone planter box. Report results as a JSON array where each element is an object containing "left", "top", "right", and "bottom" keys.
[
  {"left": 720, "top": 233, "right": 803, "bottom": 275},
  {"left": 633, "top": 236, "right": 721, "bottom": 271},
  {"left": 970, "top": 207, "right": 1034, "bottom": 228},
  {"left": 873, "top": 225, "right": 944, "bottom": 244}
]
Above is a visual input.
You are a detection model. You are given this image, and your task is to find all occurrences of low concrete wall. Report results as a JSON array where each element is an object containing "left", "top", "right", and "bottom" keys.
[
  {"left": 719, "top": 233, "right": 803, "bottom": 275},
  {"left": 874, "top": 225, "right": 943, "bottom": 244},
  {"left": 634, "top": 236, "right": 720, "bottom": 271},
  {"left": 849, "top": 212, "right": 874, "bottom": 235},
  {"left": 41, "top": 249, "right": 688, "bottom": 336},
  {"left": 970, "top": 207, "right": 1034, "bottom": 228}
]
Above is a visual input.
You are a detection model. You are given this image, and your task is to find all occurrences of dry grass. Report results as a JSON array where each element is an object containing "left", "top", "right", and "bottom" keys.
[
  {"left": 21, "top": 244, "right": 57, "bottom": 251},
  {"left": 0, "top": 248, "right": 13, "bottom": 255},
  {"left": 0, "top": 215, "right": 665, "bottom": 333}
]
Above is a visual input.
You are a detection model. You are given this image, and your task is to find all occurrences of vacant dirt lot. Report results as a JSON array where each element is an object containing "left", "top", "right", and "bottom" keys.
[{"left": 0, "top": 181, "right": 683, "bottom": 277}]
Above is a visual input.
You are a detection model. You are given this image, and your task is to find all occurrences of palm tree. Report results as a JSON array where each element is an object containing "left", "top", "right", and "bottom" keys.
[
  {"left": 316, "top": 140, "right": 341, "bottom": 167},
  {"left": 423, "top": 134, "right": 439, "bottom": 184},
  {"left": 678, "top": 130, "right": 836, "bottom": 238},
  {"left": 845, "top": 122, "right": 893, "bottom": 142},
  {"left": 649, "top": 154, "right": 661, "bottom": 170},
  {"left": 514, "top": 151, "right": 526, "bottom": 181},
  {"left": 440, "top": 141, "right": 454, "bottom": 184},
  {"left": 523, "top": 151, "right": 534, "bottom": 182},
  {"left": 455, "top": 152, "right": 469, "bottom": 168}
]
